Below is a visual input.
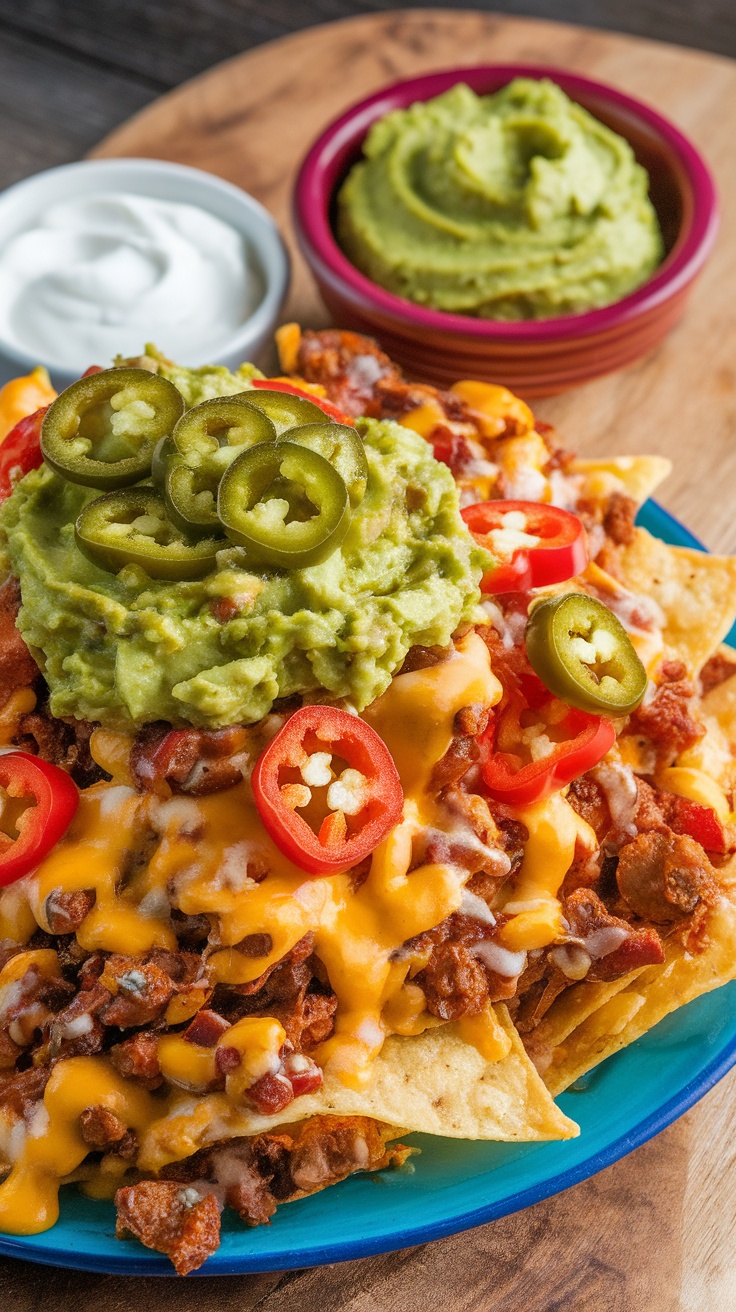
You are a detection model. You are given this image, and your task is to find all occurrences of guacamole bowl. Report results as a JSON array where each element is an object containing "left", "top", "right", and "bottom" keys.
[{"left": 293, "top": 65, "right": 718, "bottom": 397}]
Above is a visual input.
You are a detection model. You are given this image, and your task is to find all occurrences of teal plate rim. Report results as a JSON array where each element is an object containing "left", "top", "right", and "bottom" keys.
[{"left": 1, "top": 498, "right": 734, "bottom": 1276}]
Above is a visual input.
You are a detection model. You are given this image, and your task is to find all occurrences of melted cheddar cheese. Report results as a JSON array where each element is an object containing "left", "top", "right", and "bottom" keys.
[{"left": 0, "top": 630, "right": 606, "bottom": 1234}]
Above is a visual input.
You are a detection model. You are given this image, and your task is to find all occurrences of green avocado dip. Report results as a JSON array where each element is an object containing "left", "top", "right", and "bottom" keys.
[
  {"left": 337, "top": 78, "right": 664, "bottom": 319},
  {"left": 0, "top": 370, "right": 488, "bottom": 729}
]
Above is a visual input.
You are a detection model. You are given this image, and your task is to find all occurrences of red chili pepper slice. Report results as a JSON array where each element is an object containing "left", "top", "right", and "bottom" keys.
[
  {"left": 251, "top": 705, "right": 403, "bottom": 874},
  {"left": 462, "top": 500, "right": 588, "bottom": 594},
  {"left": 478, "top": 685, "right": 615, "bottom": 807},
  {"left": 0, "top": 752, "right": 79, "bottom": 886},
  {"left": 0, "top": 407, "right": 49, "bottom": 502},
  {"left": 251, "top": 378, "right": 351, "bottom": 425}
]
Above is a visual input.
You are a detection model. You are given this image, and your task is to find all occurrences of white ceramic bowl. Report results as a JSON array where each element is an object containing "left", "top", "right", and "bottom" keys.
[{"left": 0, "top": 157, "right": 290, "bottom": 389}]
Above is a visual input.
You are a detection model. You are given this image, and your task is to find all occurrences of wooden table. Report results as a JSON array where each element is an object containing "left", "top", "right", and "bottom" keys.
[
  {"left": 2, "top": 9, "right": 736, "bottom": 1309},
  {"left": 0, "top": 0, "right": 735, "bottom": 195}
]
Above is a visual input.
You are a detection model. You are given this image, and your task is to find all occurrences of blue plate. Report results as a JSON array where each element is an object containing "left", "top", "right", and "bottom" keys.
[{"left": 2, "top": 500, "right": 735, "bottom": 1275}]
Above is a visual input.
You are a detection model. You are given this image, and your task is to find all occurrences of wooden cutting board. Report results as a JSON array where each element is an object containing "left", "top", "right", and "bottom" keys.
[{"left": 5, "top": 12, "right": 733, "bottom": 1311}]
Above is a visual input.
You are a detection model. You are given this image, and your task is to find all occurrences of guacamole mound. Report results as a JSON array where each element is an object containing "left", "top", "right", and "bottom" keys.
[
  {"left": 337, "top": 79, "right": 664, "bottom": 320},
  {"left": 121, "top": 344, "right": 263, "bottom": 406},
  {"left": 0, "top": 408, "right": 488, "bottom": 729}
]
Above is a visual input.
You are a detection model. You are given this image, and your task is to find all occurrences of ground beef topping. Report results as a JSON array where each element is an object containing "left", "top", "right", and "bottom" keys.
[
  {"left": 115, "top": 1180, "right": 221, "bottom": 1277},
  {"left": 615, "top": 829, "right": 717, "bottom": 924},
  {"left": 700, "top": 648, "right": 736, "bottom": 694},
  {"left": 628, "top": 658, "right": 705, "bottom": 766}
]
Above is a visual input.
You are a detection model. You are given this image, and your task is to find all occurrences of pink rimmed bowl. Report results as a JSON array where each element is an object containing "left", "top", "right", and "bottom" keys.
[{"left": 293, "top": 65, "right": 718, "bottom": 397}]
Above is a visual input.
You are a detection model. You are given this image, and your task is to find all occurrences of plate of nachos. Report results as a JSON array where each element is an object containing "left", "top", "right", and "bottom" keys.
[{"left": 0, "top": 329, "right": 734, "bottom": 1274}]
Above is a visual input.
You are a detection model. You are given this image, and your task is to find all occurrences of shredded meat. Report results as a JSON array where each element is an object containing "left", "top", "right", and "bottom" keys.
[
  {"left": 512, "top": 958, "right": 571, "bottom": 1033},
  {"left": 0, "top": 577, "right": 39, "bottom": 706},
  {"left": 288, "top": 1116, "right": 407, "bottom": 1192},
  {"left": 0, "top": 1030, "right": 21, "bottom": 1070},
  {"left": 412, "top": 913, "right": 521, "bottom": 1020},
  {"left": 110, "top": 1031, "right": 162, "bottom": 1089},
  {"left": 418, "top": 942, "right": 489, "bottom": 1021},
  {"left": 97, "top": 949, "right": 203, "bottom": 1028},
  {"left": 700, "top": 648, "right": 736, "bottom": 694},
  {"left": 46, "top": 983, "right": 107, "bottom": 1059},
  {"left": 79, "top": 1104, "right": 138, "bottom": 1158},
  {"left": 487, "top": 812, "right": 529, "bottom": 878},
  {"left": 602, "top": 491, "right": 638, "bottom": 547},
  {"left": 628, "top": 659, "right": 704, "bottom": 766},
  {"left": 454, "top": 703, "right": 491, "bottom": 737},
  {"left": 0, "top": 1065, "right": 49, "bottom": 1117},
  {"left": 634, "top": 777, "right": 733, "bottom": 854},
  {"left": 0, "top": 962, "right": 73, "bottom": 1055},
  {"left": 513, "top": 889, "right": 665, "bottom": 1034},
  {"left": 295, "top": 991, "right": 338, "bottom": 1048},
  {"left": 14, "top": 696, "right": 106, "bottom": 789},
  {"left": 221, "top": 1144, "right": 282, "bottom": 1225},
  {"left": 290, "top": 328, "right": 539, "bottom": 452},
  {"left": 131, "top": 723, "right": 250, "bottom": 796},
  {"left": 115, "top": 1181, "right": 221, "bottom": 1276},
  {"left": 562, "top": 888, "right": 665, "bottom": 980},
  {"left": 98, "top": 957, "right": 177, "bottom": 1027},
  {"left": 150, "top": 1116, "right": 411, "bottom": 1267},
  {"left": 616, "top": 830, "right": 717, "bottom": 923},
  {"left": 215, "top": 939, "right": 337, "bottom": 1053},
  {"left": 567, "top": 775, "right": 611, "bottom": 844},
  {"left": 291, "top": 328, "right": 401, "bottom": 418},
  {"left": 44, "top": 888, "right": 96, "bottom": 935},
  {"left": 430, "top": 734, "right": 480, "bottom": 792}
]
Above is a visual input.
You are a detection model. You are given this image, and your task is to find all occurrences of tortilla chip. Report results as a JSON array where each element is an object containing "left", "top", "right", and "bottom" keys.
[
  {"left": 702, "top": 667, "right": 736, "bottom": 743},
  {"left": 542, "top": 893, "right": 736, "bottom": 1097},
  {"left": 617, "top": 528, "right": 736, "bottom": 674},
  {"left": 138, "top": 1006, "right": 577, "bottom": 1172},
  {"left": 523, "top": 969, "right": 648, "bottom": 1058},
  {"left": 571, "top": 456, "right": 672, "bottom": 507}
]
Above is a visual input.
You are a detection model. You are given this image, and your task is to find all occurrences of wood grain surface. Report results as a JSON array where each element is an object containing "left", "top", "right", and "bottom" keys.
[
  {"left": 1, "top": 0, "right": 736, "bottom": 194},
  {"left": 1, "top": 12, "right": 735, "bottom": 1309}
]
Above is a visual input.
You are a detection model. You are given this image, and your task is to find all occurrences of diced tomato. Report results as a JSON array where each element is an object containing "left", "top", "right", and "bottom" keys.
[{"left": 668, "top": 795, "right": 730, "bottom": 854}]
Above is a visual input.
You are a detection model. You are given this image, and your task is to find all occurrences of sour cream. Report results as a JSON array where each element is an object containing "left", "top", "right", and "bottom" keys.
[{"left": 0, "top": 192, "right": 257, "bottom": 369}]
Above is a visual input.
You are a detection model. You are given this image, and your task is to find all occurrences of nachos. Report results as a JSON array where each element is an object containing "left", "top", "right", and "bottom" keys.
[{"left": 0, "top": 334, "right": 733, "bottom": 1273}]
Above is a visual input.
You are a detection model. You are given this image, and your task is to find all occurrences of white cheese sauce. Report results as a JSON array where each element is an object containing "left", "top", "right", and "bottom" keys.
[{"left": 0, "top": 193, "right": 256, "bottom": 369}]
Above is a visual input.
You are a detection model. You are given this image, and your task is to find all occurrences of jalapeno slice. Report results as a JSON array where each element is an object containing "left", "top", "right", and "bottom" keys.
[
  {"left": 172, "top": 395, "right": 276, "bottom": 465},
  {"left": 285, "top": 422, "right": 367, "bottom": 508},
  {"left": 525, "top": 592, "right": 647, "bottom": 716},
  {"left": 152, "top": 435, "right": 224, "bottom": 539},
  {"left": 218, "top": 441, "right": 350, "bottom": 569},
  {"left": 151, "top": 434, "right": 176, "bottom": 491},
  {"left": 75, "top": 487, "right": 220, "bottom": 580},
  {"left": 169, "top": 395, "right": 276, "bottom": 534},
  {"left": 244, "top": 388, "right": 332, "bottom": 435},
  {"left": 165, "top": 463, "right": 229, "bottom": 539},
  {"left": 41, "top": 368, "right": 184, "bottom": 489}
]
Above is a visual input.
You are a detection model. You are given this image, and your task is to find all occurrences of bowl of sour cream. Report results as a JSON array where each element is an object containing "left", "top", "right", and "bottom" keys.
[{"left": 0, "top": 157, "right": 290, "bottom": 388}]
